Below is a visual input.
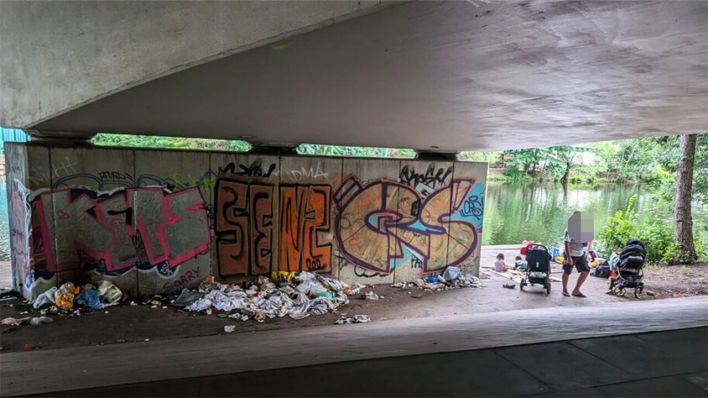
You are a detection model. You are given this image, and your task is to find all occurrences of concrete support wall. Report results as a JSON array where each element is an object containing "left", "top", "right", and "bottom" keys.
[{"left": 6, "top": 143, "right": 487, "bottom": 299}]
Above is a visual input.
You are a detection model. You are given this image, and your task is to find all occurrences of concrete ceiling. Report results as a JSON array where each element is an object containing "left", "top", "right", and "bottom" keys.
[{"left": 29, "top": 1, "right": 708, "bottom": 152}]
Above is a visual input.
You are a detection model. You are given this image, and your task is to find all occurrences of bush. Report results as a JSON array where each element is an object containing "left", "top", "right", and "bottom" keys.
[{"left": 597, "top": 195, "right": 676, "bottom": 263}]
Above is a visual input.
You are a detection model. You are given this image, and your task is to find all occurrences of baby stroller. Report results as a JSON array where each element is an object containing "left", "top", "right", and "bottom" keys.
[
  {"left": 609, "top": 239, "right": 646, "bottom": 298},
  {"left": 520, "top": 244, "right": 552, "bottom": 295}
]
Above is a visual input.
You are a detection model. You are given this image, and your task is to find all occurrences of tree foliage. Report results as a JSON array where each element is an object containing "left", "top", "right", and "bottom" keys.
[{"left": 92, "top": 133, "right": 251, "bottom": 152}]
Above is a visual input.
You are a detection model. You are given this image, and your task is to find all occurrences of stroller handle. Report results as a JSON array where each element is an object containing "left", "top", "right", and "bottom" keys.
[{"left": 528, "top": 244, "right": 549, "bottom": 252}]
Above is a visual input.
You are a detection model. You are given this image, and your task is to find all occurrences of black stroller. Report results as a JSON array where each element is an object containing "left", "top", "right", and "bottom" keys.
[
  {"left": 520, "top": 244, "right": 552, "bottom": 295},
  {"left": 609, "top": 239, "right": 646, "bottom": 298}
]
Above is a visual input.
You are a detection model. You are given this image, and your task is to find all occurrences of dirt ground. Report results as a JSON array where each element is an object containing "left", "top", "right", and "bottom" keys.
[{"left": 1, "top": 247, "right": 706, "bottom": 353}]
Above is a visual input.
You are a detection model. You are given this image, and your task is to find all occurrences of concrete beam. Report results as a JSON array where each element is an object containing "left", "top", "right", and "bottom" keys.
[{"left": 0, "top": 1, "right": 389, "bottom": 129}]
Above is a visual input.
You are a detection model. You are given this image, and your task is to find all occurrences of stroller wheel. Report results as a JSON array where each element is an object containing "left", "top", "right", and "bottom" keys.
[
  {"left": 545, "top": 282, "right": 551, "bottom": 295},
  {"left": 618, "top": 287, "right": 626, "bottom": 297},
  {"left": 634, "top": 288, "right": 641, "bottom": 298}
]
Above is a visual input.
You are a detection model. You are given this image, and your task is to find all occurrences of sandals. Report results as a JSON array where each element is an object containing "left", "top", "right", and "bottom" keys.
[
  {"left": 572, "top": 292, "right": 587, "bottom": 298},
  {"left": 562, "top": 291, "right": 570, "bottom": 297}
]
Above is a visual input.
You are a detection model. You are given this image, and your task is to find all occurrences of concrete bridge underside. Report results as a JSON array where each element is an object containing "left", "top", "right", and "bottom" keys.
[{"left": 1, "top": 1, "right": 706, "bottom": 152}]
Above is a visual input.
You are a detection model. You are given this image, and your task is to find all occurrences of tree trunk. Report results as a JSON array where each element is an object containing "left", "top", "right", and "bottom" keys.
[
  {"left": 560, "top": 161, "right": 571, "bottom": 186},
  {"left": 673, "top": 134, "right": 697, "bottom": 264}
]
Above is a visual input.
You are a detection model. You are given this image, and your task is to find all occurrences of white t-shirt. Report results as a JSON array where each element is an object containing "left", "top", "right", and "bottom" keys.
[{"left": 564, "top": 230, "right": 587, "bottom": 257}]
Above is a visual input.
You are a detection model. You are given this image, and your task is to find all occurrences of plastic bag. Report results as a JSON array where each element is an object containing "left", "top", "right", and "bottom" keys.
[
  {"left": 33, "top": 287, "right": 58, "bottom": 309},
  {"left": 442, "top": 266, "right": 461, "bottom": 281},
  {"left": 75, "top": 288, "right": 103, "bottom": 309},
  {"left": 97, "top": 281, "right": 123, "bottom": 305},
  {"left": 173, "top": 289, "right": 202, "bottom": 307},
  {"left": 55, "top": 282, "right": 79, "bottom": 309}
]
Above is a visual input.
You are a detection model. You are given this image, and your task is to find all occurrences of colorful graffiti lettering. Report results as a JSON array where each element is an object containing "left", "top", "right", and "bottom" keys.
[
  {"left": 30, "top": 187, "right": 210, "bottom": 275},
  {"left": 334, "top": 176, "right": 484, "bottom": 274},
  {"left": 279, "top": 185, "right": 332, "bottom": 273},
  {"left": 214, "top": 179, "right": 332, "bottom": 277},
  {"left": 215, "top": 180, "right": 274, "bottom": 276}
]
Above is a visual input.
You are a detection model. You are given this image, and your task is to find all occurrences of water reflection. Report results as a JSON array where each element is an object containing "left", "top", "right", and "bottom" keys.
[{"left": 482, "top": 181, "right": 707, "bottom": 246}]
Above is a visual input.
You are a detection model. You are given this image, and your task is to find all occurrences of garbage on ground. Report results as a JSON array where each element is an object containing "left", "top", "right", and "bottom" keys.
[
  {"left": 363, "top": 291, "right": 380, "bottom": 300},
  {"left": 184, "top": 272, "right": 351, "bottom": 322},
  {"left": 75, "top": 286, "right": 103, "bottom": 310},
  {"left": 411, "top": 267, "right": 481, "bottom": 291},
  {"left": 29, "top": 316, "right": 53, "bottom": 326},
  {"left": 33, "top": 287, "right": 57, "bottom": 309},
  {"left": 223, "top": 325, "right": 236, "bottom": 333},
  {"left": 1, "top": 317, "right": 30, "bottom": 326},
  {"left": 55, "top": 282, "right": 80, "bottom": 310},
  {"left": 502, "top": 283, "right": 516, "bottom": 289},
  {"left": 335, "top": 314, "right": 371, "bottom": 324},
  {"left": 98, "top": 281, "right": 123, "bottom": 305}
]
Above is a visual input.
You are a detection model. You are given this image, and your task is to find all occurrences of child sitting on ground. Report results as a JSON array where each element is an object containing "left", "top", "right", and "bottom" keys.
[
  {"left": 514, "top": 255, "right": 528, "bottom": 272},
  {"left": 494, "top": 253, "right": 509, "bottom": 272}
]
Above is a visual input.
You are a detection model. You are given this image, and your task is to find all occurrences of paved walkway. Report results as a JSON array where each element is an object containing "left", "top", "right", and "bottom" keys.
[
  {"left": 36, "top": 327, "right": 708, "bottom": 397},
  {"left": 2, "top": 296, "right": 707, "bottom": 396}
]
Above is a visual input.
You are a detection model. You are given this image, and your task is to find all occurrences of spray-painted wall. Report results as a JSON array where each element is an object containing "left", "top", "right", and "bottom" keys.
[{"left": 5, "top": 143, "right": 487, "bottom": 299}]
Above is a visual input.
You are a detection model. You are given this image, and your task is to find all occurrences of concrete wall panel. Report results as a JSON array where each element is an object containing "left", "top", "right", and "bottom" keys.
[
  {"left": 392, "top": 161, "right": 454, "bottom": 283},
  {"left": 335, "top": 158, "right": 402, "bottom": 285},
  {"left": 448, "top": 161, "right": 488, "bottom": 276}
]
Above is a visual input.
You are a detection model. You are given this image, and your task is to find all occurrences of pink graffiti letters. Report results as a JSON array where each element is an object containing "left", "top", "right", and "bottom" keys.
[{"left": 31, "top": 187, "right": 209, "bottom": 274}]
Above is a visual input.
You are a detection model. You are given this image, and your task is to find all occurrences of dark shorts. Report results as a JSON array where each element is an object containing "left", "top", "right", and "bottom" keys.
[{"left": 563, "top": 255, "right": 590, "bottom": 274}]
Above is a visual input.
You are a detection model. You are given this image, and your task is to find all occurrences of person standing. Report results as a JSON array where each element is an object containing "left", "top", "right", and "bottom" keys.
[{"left": 562, "top": 213, "right": 592, "bottom": 297}]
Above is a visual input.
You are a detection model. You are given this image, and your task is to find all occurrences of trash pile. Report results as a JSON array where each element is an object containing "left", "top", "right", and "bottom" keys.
[
  {"left": 392, "top": 266, "right": 481, "bottom": 291},
  {"left": 32, "top": 280, "right": 124, "bottom": 313},
  {"left": 0, "top": 280, "right": 126, "bottom": 329},
  {"left": 179, "top": 272, "right": 353, "bottom": 322}
]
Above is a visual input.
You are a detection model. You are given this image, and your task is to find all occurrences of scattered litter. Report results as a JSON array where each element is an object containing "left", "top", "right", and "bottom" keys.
[
  {"left": 75, "top": 287, "right": 103, "bottom": 310},
  {"left": 646, "top": 291, "right": 655, "bottom": 297},
  {"left": 335, "top": 314, "right": 371, "bottom": 324},
  {"left": 364, "top": 291, "right": 379, "bottom": 301},
  {"left": 223, "top": 325, "right": 236, "bottom": 333},
  {"left": 145, "top": 338, "right": 150, "bottom": 342},
  {"left": 29, "top": 316, "right": 53, "bottom": 326},
  {"left": 391, "top": 282, "right": 405, "bottom": 288},
  {"left": 98, "top": 281, "right": 123, "bottom": 305},
  {"left": 1, "top": 317, "right": 29, "bottom": 327},
  {"left": 185, "top": 273, "right": 351, "bottom": 322},
  {"left": 23, "top": 343, "right": 35, "bottom": 351},
  {"left": 442, "top": 266, "right": 461, "bottom": 281},
  {"left": 173, "top": 289, "right": 202, "bottom": 307},
  {"left": 55, "top": 282, "right": 80, "bottom": 309},
  {"left": 33, "top": 287, "right": 58, "bottom": 309},
  {"left": 502, "top": 283, "right": 516, "bottom": 289}
]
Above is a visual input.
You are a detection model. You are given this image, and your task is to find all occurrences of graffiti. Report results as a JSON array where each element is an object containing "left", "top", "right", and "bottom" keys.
[
  {"left": 8, "top": 179, "right": 32, "bottom": 292},
  {"left": 284, "top": 162, "right": 329, "bottom": 181},
  {"left": 162, "top": 267, "right": 201, "bottom": 291},
  {"left": 53, "top": 157, "right": 78, "bottom": 178},
  {"left": 215, "top": 180, "right": 274, "bottom": 276},
  {"left": 217, "top": 160, "right": 277, "bottom": 178},
  {"left": 279, "top": 184, "right": 332, "bottom": 273},
  {"left": 30, "top": 187, "right": 210, "bottom": 275},
  {"left": 399, "top": 164, "right": 453, "bottom": 194},
  {"left": 334, "top": 176, "right": 484, "bottom": 274},
  {"left": 215, "top": 179, "right": 332, "bottom": 276}
]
